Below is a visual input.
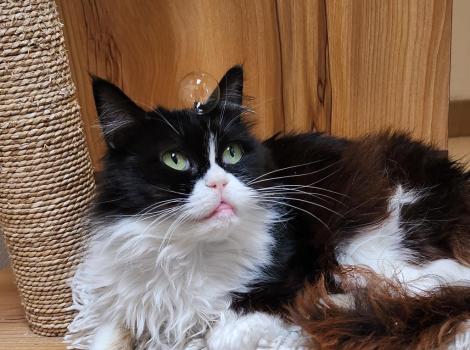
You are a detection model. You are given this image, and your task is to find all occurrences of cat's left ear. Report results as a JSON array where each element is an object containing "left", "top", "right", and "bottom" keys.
[{"left": 217, "top": 65, "right": 244, "bottom": 107}]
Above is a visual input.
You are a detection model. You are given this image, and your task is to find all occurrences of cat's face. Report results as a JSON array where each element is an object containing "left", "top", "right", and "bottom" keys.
[{"left": 93, "top": 66, "right": 275, "bottom": 241}]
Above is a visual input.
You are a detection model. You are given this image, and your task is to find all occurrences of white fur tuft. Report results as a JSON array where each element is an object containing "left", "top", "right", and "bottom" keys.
[
  {"left": 336, "top": 185, "right": 470, "bottom": 293},
  {"left": 206, "top": 310, "right": 305, "bottom": 350},
  {"left": 89, "top": 323, "right": 130, "bottom": 350}
]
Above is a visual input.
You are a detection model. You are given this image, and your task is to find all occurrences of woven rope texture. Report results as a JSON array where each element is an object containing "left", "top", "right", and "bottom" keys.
[{"left": 0, "top": 0, "right": 95, "bottom": 336}]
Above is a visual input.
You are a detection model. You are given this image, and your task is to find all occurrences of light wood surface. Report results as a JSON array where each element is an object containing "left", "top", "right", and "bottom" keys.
[
  {"left": 276, "top": 0, "right": 331, "bottom": 133},
  {"left": 326, "top": 0, "right": 452, "bottom": 149},
  {"left": 0, "top": 268, "right": 64, "bottom": 349},
  {"left": 56, "top": 0, "right": 284, "bottom": 171},
  {"left": 57, "top": 0, "right": 452, "bottom": 170}
]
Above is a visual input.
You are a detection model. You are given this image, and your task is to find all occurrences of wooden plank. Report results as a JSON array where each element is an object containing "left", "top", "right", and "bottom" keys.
[
  {"left": 449, "top": 100, "right": 470, "bottom": 137},
  {"left": 276, "top": 0, "right": 331, "bottom": 133},
  {"left": 0, "top": 268, "right": 65, "bottom": 350},
  {"left": 57, "top": 0, "right": 284, "bottom": 170},
  {"left": 326, "top": 0, "right": 452, "bottom": 148}
]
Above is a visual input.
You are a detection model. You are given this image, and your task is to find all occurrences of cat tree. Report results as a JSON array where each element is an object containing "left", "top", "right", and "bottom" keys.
[{"left": 0, "top": 0, "right": 95, "bottom": 336}]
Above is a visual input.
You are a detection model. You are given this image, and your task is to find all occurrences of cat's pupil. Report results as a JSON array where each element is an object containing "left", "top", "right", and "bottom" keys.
[
  {"left": 171, "top": 153, "right": 178, "bottom": 164},
  {"left": 229, "top": 146, "right": 235, "bottom": 157}
]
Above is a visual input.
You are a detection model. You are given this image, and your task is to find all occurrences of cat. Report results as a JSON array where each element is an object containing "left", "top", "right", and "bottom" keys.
[{"left": 65, "top": 66, "right": 470, "bottom": 350}]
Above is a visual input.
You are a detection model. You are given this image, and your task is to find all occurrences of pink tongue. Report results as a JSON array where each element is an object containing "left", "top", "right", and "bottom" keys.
[{"left": 215, "top": 202, "right": 233, "bottom": 213}]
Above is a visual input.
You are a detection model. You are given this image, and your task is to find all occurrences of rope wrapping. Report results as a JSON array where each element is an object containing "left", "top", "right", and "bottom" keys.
[{"left": 0, "top": 0, "right": 95, "bottom": 336}]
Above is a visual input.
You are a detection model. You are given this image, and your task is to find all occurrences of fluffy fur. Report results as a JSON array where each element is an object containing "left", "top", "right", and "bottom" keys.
[
  {"left": 66, "top": 66, "right": 470, "bottom": 350},
  {"left": 206, "top": 310, "right": 302, "bottom": 350},
  {"left": 67, "top": 213, "right": 275, "bottom": 349},
  {"left": 336, "top": 185, "right": 470, "bottom": 293},
  {"left": 66, "top": 67, "right": 285, "bottom": 349},
  {"left": 290, "top": 272, "right": 470, "bottom": 350}
]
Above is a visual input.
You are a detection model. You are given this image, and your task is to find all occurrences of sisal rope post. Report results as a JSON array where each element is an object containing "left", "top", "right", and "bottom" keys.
[{"left": 0, "top": 0, "right": 95, "bottom": 336}]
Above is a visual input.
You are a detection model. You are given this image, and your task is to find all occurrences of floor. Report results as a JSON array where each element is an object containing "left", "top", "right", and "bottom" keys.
[
  {"left": 0, "top": 137, "right": 468, "bottom": 349},
  {"left": 0, "top": 268, "right": 64, "bottom": 349}
]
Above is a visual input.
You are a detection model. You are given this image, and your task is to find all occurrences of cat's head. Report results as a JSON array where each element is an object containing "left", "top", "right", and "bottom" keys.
[{"left": 93, "top": 66, "right": 276, "bottom": 241}]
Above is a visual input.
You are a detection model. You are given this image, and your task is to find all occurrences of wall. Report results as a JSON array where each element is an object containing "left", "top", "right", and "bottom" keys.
[
  {"left": 449, "top": 0, "right": 470, "bottom": 137},
  {"left": 57, "top": 0, "right": 451, "bottom": 174},
  {"left": 451, "top": 0, "right": 470, "bottom": 101}
]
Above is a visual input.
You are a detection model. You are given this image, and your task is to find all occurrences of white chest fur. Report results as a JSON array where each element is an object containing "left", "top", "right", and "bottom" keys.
[{"left": 66, "top": 215, "right": 275, "bottom": 350}]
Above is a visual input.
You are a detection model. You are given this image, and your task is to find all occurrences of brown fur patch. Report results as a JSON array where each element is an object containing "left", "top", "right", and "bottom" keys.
[
  {"left": 288, "top": 269, "right": 470, "bottom": 350},
  {"left": 109, "top": 327, "right": 134, "bottom": 350}
]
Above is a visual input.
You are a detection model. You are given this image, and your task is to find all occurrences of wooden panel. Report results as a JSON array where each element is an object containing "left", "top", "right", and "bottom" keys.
[
  {"left": 326, "top": 0, "right": 452, "bottom": 148},
  {"left": 58, "top": 0, "right": 452, "bottom": 165},
  {"left": 449, "top": 100, "right": 470, "bottom": 137},
  {"left": 276, "top": 0, "right": 331, "bottom": 133},
  {"left": 57, "top": 0, "right": 284, "bottom": 170}
]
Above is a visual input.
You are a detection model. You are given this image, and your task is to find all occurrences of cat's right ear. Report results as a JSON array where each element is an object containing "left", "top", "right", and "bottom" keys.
[
  {"left": 92, "top": 77, "right": 145, "bottom": 149},
  {"left": 217, "top": 65, "right": 244, "bottom": 108}
]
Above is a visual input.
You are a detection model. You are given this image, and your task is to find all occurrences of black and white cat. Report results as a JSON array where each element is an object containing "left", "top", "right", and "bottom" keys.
[{"left": 66, "top": 66, "right": 470, "bottom": 350}]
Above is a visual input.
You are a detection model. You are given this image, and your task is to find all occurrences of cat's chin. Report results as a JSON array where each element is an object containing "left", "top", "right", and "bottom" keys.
[
  {"left": 190, "top": 213, "right": 241, "bottom": 242},
  {"left": 204, "top": 212, "right": 239, "bottom": 228},
  {"left": 204, "top": 202, "right": 235, "bottom": 220}
]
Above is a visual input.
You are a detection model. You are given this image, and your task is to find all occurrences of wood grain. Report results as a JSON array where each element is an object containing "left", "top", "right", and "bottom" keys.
[
  {"left": 276, "top": 0, "right": 331, "bottom": 133},
  {"left": 326, "top": 0, "right": 452, "bottom": 148},
  {"left": 57, "top": 0, "right": 284, "bottom": 170},
  {"left": 57, "top": 0, "right": 452, "bottom": 169},
  {"left": 0, "top": 268, "right": 65, "bottom": 350}
]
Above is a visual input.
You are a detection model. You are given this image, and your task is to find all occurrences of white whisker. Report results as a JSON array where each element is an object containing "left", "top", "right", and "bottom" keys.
[
  {"left": 257, "top": 198, "right": 331, "bottom": 231},
  {"left": 150, "top": 185, "right": 189, "bottom": 197},
  {"left": 257, "top": 194, "right": 344, "bottom": 218},
  {"left": 248, "top": 161, "right": 341, "bottom": 185},
  {"left": 248, "top": 160, "right": 325, "bottom": 184},
  {"left": 257, "top": 187, "right": 345, "bottom": 205},
  {"left": 259, "top": 184, "right": 349, "bottom": 198},
  {"left": 154, "top": 109, "right": 181, "bottom": 136}
]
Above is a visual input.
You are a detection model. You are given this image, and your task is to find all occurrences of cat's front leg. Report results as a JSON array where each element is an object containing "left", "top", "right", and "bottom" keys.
[
  {"left": 206, "top": 310, "right": 305, "bottom": 350},
  {"left": 91, "top": 323, "right": 133, "bottom": 350}
]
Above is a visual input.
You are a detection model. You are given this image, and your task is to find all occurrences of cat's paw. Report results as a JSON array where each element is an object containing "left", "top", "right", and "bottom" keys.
[
  {"left": 206, "top": 311, "right": 292, "bottom": 350},
  {"left": 91, "top": 324, "right": 133, "bottom": 350}
]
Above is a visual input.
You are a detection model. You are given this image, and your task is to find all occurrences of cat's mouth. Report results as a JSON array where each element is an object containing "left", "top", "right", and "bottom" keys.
[{"left": 204, "top": 201, "right": 235, "bottom": 220}]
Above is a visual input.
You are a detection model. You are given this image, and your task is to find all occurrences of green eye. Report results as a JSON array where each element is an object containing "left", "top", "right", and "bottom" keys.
[
  {"left": 222, "top": 143, "right": 243, "bottom": 165},
  {"left": 161, "top": 151, "right": 190, "bottom": 171}
]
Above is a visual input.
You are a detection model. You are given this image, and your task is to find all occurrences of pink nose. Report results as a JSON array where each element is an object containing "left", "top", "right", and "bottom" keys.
[{"left": 206, "top": 179, "right": 227, "bottom": 190}]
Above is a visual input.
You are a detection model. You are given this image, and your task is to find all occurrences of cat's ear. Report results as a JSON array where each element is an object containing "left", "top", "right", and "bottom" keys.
[
  {"left": 92, "top": 77, "right": 145, "bottom": 149},
  {"left": 217, "top": 65, "right": 244, "bottom": 107}
]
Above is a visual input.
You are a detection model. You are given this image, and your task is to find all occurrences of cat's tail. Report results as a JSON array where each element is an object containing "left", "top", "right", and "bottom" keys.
[{"left": 289, "top": 271, "right": 470, "bottom": 350}]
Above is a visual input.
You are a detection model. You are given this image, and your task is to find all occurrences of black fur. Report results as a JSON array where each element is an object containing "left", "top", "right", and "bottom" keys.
[
  {"left": 232, "top": 130, "right": 470, "bottom": 308},
  {"left": 92, "top": 66, "right": 274, "bottom": 218}
]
